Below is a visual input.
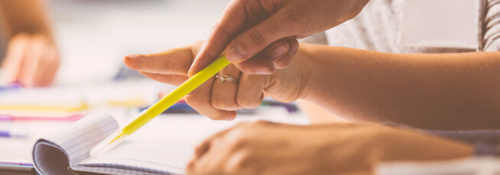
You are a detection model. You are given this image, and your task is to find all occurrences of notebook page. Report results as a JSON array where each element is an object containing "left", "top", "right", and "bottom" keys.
[
  {"left": 32, "top": 113, "right": 119, "bottom": 174},
  {"left": 73, "top": 134, "right": 194, "bottom": 174}
]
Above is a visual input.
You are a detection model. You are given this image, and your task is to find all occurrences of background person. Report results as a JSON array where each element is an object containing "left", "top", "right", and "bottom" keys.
[{"left": 0, "top": 0, "right": 60, "bottom": 87}]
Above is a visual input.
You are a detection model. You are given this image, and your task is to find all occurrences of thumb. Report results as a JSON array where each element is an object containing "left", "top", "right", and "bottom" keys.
[{"left": 224, "top": 10, "right": 298, "bottom": 66}]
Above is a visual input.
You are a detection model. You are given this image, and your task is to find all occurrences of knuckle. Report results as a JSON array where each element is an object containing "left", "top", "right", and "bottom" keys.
[
  {"left": 251, "top": 120, "right": 271, "bottom": 126},
  {"left": 225, "top": 150, "right": 253, "bottom": 173},
  {"left": 234, "top": 121, "right": 252, "bottom": 128},
  {"left": 226, "top": 131, "right": 251, "bottom": 150},
  {"left": 239, "top": 61, "right": 274, "bottom": 74},
  {"left": 156, "top": 52, "right": 175, "bottom": 72},
  {"left": 236, "top": 96, "right": 261, "bottom": 109},
  {"left": 283, "top": 10, "right": 300, "bottom": 23},
  {"left": 245, "top": 28, "right": 267, "bottom": 51}
]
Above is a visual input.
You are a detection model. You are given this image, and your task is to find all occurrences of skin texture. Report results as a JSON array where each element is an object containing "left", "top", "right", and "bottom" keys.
[
  {"left": 297, "top": 99, "right": 349, "bottom": 124},
  {"left": 187, "top": 121, "right": 473, "bottom": 175},
  {"left": 124, "top": 39, "right": 299, "bottom": 121},
  {"left": 0, "top": 0, "right": 59, "bottom": 87},
  {"left": 123, "top": 41, "right": 491, "bottom": 175},
  {"left": 126, "top": 42, "right": 500, "bottom": 130},
  {"left": 300, "top": 45, "right": 500, "bottom": 130},
  {"left": 189, "top": 0, "right": 369, "bottom": 76}
]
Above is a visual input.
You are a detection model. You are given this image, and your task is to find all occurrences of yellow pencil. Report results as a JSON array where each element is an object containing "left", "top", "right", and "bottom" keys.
[{"left": 90, "top": 55, "right": 230, "bottom": 157}]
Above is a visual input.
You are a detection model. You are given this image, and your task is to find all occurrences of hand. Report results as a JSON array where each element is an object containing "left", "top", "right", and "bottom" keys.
[
  {"left": 124, "top": 39, "right": 306, "bottom": 120},
  {"left": 189, "top": 0, "right": 369, "bottom": 76},
  {"left": 187, "top": 121, "right": 473, "bottom": 175},
  {"left": 1, "top": 33, "right": 60, "bottom": 87}
]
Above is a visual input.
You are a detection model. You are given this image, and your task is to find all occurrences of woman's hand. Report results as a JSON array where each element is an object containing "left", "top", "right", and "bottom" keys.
[
  {"left": 187, "top": 121, "right": 473, "bottom": 175},
  {"left": 124, "top": 39, "right": 307, "bottom": 120},
  {"left": 2, "top": 33, "right": 59, "bottom": 87},
  {"left": 189, "top": 0, "right": 369, "bottom": 76}
]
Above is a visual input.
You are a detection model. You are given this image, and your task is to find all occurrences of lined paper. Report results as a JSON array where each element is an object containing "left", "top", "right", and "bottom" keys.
[{"left": 32, "top": 113, "right": 192, "bottom": 175}]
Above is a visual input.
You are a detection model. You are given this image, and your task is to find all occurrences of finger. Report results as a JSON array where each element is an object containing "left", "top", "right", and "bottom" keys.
[
  {"left": 224, "top": 9, "right": 298, "bottom": 66},
  {"left": 37, "top": 48, "right": 59, "bottom": 86},
  {"left": 211, "top": 64, "right": 242, "bottom": 112},
  {"left": 123, "top": 47, "right": 193, "bottom": 75},
  {"left": 233, "top": 38, "right": 290, "bottom": 74},
  {"left": 185, "top": 77, "right": 236, "bottom": 120},
  {"left": 274, "top": 39, "right": 299, "bottom": 69},
  {"left": 194, "top": 127, "right": 233, "bottom": 160},
  {"left": 188, "top": 0, "right": 270, "bottom": 77},
  {"left": 194, "top": 142, "right": 229, "bottom": 175},
  {"left": 193, "top": 124, "right": 253, "bottom": 175},
  {"left": 234, "top": 54, "right": 275, "bottom": 75},
  {"left": 31, "top": 35, "right": 58, "bottom": 86},
  {"left": 139, "top": 71, "right": 188, "bottom": 86},
  {"left": 19, "top": 36, "right": 46, "bottom": 87},
  {"left": 2, "top": 33, "right": 30, "bottom": 83},
  {"left": 236, "top": 73, "right": 266, "bottom": 109}
]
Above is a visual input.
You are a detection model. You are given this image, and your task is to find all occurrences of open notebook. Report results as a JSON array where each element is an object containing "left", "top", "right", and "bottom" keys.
[{"left": 32, "top": 113, "right": 193, "bottom": 175}]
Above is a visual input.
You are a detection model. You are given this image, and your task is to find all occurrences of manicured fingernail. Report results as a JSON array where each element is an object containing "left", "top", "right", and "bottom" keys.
[
  {"left": 257, "top": 69, "right": 271, "bottom": 75},
  {"left": 272, "top": 45, "right": 287, "bottom": 58},
  {"left": 226, "top": 45, "right": 245, "bottom": 62}
]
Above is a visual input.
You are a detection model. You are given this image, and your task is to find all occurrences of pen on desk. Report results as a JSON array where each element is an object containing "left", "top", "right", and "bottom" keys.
[
  {"left": 0, "top": 164, "right": 37, "bottom": 175},
  {"left": 0, "top": 162, "right": 33, "bottom": 167},
  {"left": 90, "top": 54, "right": 231, "bottom": 157},
  {"left": 0, "top": 114, "right": 84, "bottom": 122},
  {"left": 0, "top": 130, "right": 29, "bottom": 138},
  {"left": 0, "top": 82, "right": 23, "bottom": 92}
]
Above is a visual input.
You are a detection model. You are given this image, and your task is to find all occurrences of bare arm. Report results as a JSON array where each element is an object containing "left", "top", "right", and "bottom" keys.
[
  {"left": 124, "top": 41, "right": 500, "bottom": 129},
  {"left": 301, "top": 44, "right": 500, "bottom": 130}
]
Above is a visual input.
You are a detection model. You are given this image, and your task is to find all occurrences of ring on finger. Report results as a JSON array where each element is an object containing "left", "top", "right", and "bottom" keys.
[{"left": 215, "top": 74, "right": 238, "bottom": 83}]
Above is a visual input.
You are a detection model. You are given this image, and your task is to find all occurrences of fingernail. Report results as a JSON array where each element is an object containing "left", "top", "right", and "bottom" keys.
[
  {"left": 125, "top": 54, "right": 140, "bottom": 60},
  {"left": 225, "top": 117, "right": 235, "bottom": 121},
  {"left": 226, "top": 45, "right": 245, "bottom": 62},
  {"left": 256, "top": 69, "right": 271, "bottom": 75},
  {"left": 272, "top": 45, "right": 287, "bottom": 58}
]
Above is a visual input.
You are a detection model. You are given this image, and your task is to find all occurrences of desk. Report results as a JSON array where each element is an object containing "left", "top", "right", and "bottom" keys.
[{"left": 0, "top": 88, "right": 309, "bottom": 164}]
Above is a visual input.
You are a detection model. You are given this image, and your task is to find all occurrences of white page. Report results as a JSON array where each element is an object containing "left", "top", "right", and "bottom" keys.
[
  {"left": 74, "top": 139, "right": 193, "bottom": 174},
  {"left": 33, "top": 113, "right": 194, "bottom": 175},
  {"left": 33, "top": 113, "right": 119, "bottom": 174}
]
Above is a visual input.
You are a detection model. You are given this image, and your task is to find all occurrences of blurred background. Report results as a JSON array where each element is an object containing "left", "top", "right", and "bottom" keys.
[
  {"left": 48, "top": 0, "right": 229, "bottom": 85},
  {"left": 0, "top": 0, "right": 309, "bottom": 164}
]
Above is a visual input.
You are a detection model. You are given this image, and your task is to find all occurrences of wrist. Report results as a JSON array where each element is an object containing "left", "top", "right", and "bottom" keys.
[
  {"left": 267, "top": 44, "right": 314, "bottom": 102},
  {"left": 295, "top": 44, "right": 315, "bottom": 100}
]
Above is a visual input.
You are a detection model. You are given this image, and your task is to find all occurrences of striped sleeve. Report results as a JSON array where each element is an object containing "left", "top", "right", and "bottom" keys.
[{"left": 481, "top": 0, "right": 500, "bottom": 51}]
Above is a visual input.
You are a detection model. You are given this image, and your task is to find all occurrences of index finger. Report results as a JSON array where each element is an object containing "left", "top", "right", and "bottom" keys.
[
  {"left": 123, "top": 47, "right": 193, "bottom": 75},
  {"left": 188, "top": 0, "right": 269, "bottom": 77},
  {"left": 193, "top": 122, "right": 253, "bottom": 160}
]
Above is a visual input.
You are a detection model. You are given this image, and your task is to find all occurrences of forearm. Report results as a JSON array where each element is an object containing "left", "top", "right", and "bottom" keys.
[
  {"left": 300, "top": 44, "right": 500, "bottom": 130},
  {"left": 0, "top": 0, "right": 53, "bottom": 38}
]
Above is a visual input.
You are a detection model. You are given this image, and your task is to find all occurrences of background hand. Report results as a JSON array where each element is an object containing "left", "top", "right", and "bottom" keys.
[
  {"left": 189, "top": 0, "right": 369, "bottom": 76},
  {"left": 187, "top": 121, "right": 473, "bottom": 175},
  {"left": 2, "top": 33, "right": 60, "bottom": 87}
]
